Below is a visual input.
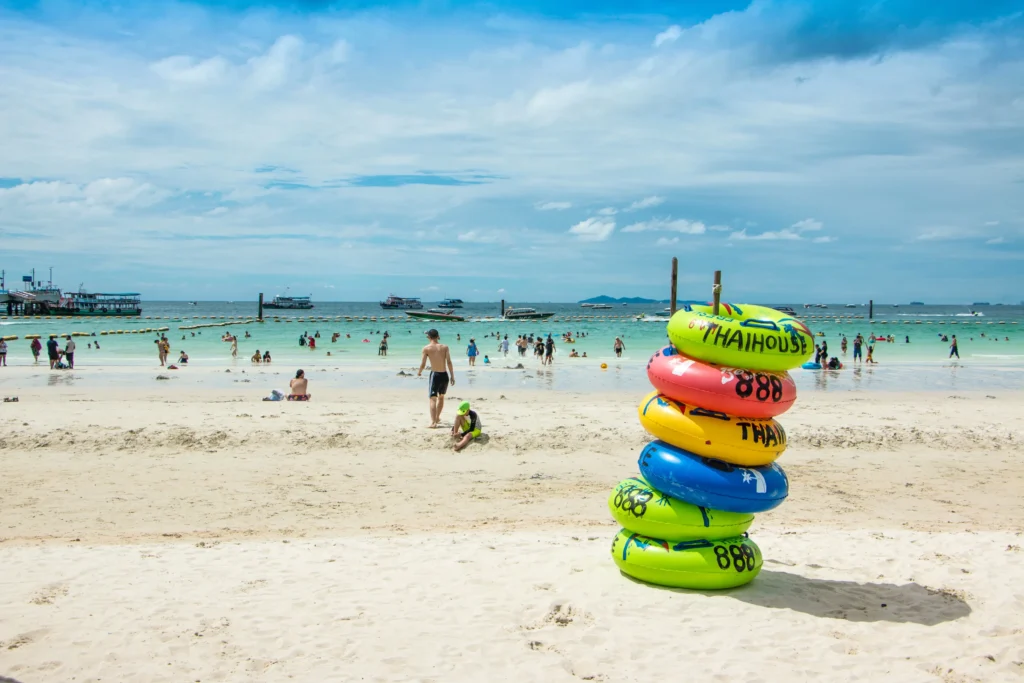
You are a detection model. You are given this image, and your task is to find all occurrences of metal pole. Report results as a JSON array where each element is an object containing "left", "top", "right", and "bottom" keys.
[
  {"left": 669, "top": 258, "right": 678, "bottom": 316},
  {"left": 869, "top": 299, "right": 873, "bottom": 320},
  {"left": 712, "top": 270, "right": 722, "bottom": 315},
  {"left": 258, "top": 293, "right": 264, "bottom": 321},
  {"left": 501, "top": 299, "right": 505, "bottom": 317}
]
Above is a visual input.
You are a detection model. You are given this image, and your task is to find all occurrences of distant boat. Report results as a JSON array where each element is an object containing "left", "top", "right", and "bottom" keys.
[
  {"left": 188, "top": 301, "right": 198, "bottom": 306},
  {"left": 380, "top": 295, "right": 423, "bottom": 310},
  {"left": 406, "top": 309, "right": 465, "bottom": 322},
  {"left": 972, "top": 302, "right": 990, "bottom": 306},
  {"left": 264, "top": 293, "right": 313, "bottom": 310},
  {"left": 502, "top": 306, "right": 554, "bottom": 320},
  {"left": 438, "top": 298, "right": 464, "bottom": 308},
  {"left": 910, "top": 301, "right": 924, "bottom": 306},
  {"left": 589, "top": 303, "right": 614, "bottom": 310}
]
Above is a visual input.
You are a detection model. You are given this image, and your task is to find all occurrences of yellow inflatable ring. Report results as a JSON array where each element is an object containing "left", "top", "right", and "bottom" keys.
[
  {"left": 610, "top": 529, "right": 762, "bottom": 589},
  {"left": 667, "top": 303, "right": 814, "bottom": 372},
  {"left": 609, "top": 477, "right": 753, "bottom": 541},
  {"left": 638, "top": 391, "right": 786, "bottom": 466}
]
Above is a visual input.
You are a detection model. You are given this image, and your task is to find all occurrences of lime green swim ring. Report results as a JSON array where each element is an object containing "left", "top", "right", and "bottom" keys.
[
  {"left": 610, "top": 529, "right": 762, "bottom": 589},
  {"left": 608, "top": 477, "right": 753, "bottom": 541},
  {"left": 667, "top": 303, "right": 814, "bottom": 372}
]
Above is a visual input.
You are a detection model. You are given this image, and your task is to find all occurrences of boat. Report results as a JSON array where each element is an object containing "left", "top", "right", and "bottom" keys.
[
  {"left": 264, "top": 292, "right": 313, "bottom": 310},
  {"left": 972, "top": 302, "right": 990, "bottom": 306},
  {"left": 776, "top": 307, "right": 799, "bottom": 317},
  {"left": 590, "top": 303, "right": 614, "bottom": 310},
  {"left": 502, "top": 306, "right": 554, "bottom": 320},
  {"left": 438, "top": 298, "right": 464, "bottom": 309},
  {"left": 53, "top": 289, "right": 142, "bottom": 316},
  {"left": 406, "top": 309, "right": 466, "bottom": 322},
  {"left": 380, "top": 295, "right": 424, "bottom": 310},
  {"left": 845, "top": 304, "right": 857, "bottom": 308},
  {"left": 188, "top": 301, "right": 198, "bottom": 306}
]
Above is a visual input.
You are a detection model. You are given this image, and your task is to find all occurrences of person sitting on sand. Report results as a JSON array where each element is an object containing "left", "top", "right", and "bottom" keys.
[
  {"left": 288, "top": 369, "right": 310, "bottom": 400},
  {"left": 263, "top": 350, "right": 271, "bottom": 363},
  {"left": 483, "top": 355, "right": 490, "bottom": 365},
  {"left": 252, "top": 350, "right": 262, "bottom": 364},
  {"left": 178, "top": 350, "right": 189, "bottom": 364},
  {"left": 451, "top": 401, "right": 482, "bottom": 452}
]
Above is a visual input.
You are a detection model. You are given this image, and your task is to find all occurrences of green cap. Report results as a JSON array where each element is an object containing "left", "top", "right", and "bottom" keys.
[{"left": 457, "top": 401, "right": 470, "bottom": 415}]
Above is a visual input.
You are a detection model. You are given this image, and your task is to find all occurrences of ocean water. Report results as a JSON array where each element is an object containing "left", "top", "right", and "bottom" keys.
[{"left": 2, "top": 301, "right": 1022, "bottom": 393}]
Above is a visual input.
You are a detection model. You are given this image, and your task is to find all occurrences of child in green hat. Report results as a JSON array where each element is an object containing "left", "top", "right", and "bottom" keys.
[{"left": 451, "top": 401, "right": 482, "bottom": 452}]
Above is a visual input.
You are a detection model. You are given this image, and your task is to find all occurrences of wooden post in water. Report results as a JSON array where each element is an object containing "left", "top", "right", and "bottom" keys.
[
  {"left": 712, "top": 270, "right": 722, "bottom": 315},
  {"left": 258, "top": 293, "right": 264, "bottom": 321},
  {"left": 669, "top": 258, "right": 678, "bottom": 316},
  {"left": 501, "top": 299, "right": 505, "bottom": 317},
  {"left": 869, "top": 299, "right": 873, "bottom": 320}
]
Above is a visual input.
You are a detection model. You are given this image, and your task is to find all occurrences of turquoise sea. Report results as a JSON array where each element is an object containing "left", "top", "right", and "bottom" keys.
[{"left": 2, "top": 301, "right": 1023, "bottom": 393}]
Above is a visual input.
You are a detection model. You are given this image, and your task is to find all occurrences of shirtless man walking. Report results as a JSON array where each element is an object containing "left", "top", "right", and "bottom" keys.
[{"left": 417, "top": 328, "right": 455, "bottom": 428}]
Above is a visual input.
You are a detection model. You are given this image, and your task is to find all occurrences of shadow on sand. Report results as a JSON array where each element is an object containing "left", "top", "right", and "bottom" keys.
[{"left": 624, "top": 569, "right": 971, "bottom": 625}]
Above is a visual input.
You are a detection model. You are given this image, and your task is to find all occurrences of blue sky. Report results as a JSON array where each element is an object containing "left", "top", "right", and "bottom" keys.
[{"left": 0, "top": 0, "right": 1021, "bottom": 303}]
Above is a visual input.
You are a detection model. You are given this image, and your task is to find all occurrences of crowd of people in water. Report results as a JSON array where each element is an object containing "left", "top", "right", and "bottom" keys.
[{"left": 0, "top": 324, "right": 1011, "bottom": 373}]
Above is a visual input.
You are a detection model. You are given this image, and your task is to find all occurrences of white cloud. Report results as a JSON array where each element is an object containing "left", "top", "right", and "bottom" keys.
[
  {"left": 729, "top": 228, "right": 802, "bottom": 241},
  {"left": 709, "top": 225, "right": 731, "bottom": 232},
  {"left": 627, "top": 196, "right": 665, "bottom": 211},
  {"left": 497, "top": 288, "right": 505, "bottom": 293},
  {"left": 985, "top": 236, "right": 1006, "bottom": 244},
  {"left": 654, "top": 25, "right": 682, "bottom": 48},
  {"left": 151, "top": 55, "right": 229, "bottom": 85},
  {"left": 457, "top": 230, "right": 500, "bottom": 243},
  {"left": 423, "top": 285, "right": 440, "bottom": 291},
  {"left": 791, "top": 218, "right": 823, "bottom": 232},
  {"left": 984, "top": 221, "right": 1000, "bottom": 226},
  {"left": 0, "top": 178, "right": 168, "bottom": 210},
  {"left": 597, "top": 207, "right": 617, "bottom": 215},
  {"left": 655, "top": 236, "right": 680, "bottom": 246},
  {"left": 914, "top": 227, "right": 971, "bottom": 241},
  {"left": 569, "top": 217, "right": 615, "bottom": 241},
  {"left": 622, "top": 218, "right": 706, "bottom": 234},
  {"left": 730, "top": 219, "right": 831, "bottom": 241},
  {"left": 247, "top": 35, "right": 303, "bottom": 90},
  {"left": 536, "top": 201, "right": 573, "bottom": 211}
]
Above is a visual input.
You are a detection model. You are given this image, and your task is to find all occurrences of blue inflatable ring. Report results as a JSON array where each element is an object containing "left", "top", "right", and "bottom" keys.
[{"left": 638, "top": 440, "right": 789, "bottom": 514}]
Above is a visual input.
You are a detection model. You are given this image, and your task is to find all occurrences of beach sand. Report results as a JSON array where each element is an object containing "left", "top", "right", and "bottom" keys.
[{"left": 2, "top": 385, "right": 1023, "bottom": 682}]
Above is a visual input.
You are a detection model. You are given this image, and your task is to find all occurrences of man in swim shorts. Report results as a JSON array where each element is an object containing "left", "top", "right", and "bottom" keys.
[
  {"left": 451, "top": 401, "right": 482, "bottom": 452},
  {"left": 418, "top": 329, "right": 455, "bottom": 428}
]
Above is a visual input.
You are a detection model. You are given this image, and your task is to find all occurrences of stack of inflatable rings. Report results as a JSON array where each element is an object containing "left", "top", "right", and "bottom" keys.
[{"left": 609, "top": 302, "right": 814, "bottom": 589}]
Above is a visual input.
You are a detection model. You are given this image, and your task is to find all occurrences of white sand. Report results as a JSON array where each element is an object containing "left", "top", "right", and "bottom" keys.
[{"left": 1, "top": 387, "right": 1023, "bottom": 682}]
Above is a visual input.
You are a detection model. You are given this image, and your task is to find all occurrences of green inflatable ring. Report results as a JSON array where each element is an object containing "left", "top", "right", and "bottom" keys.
[
  {"left": 608, "top": 477, "right": 754, "bottom": 541},
  {"left": 667, "top": 302, "right": 814, "bottom": 372},
  {"left": 610, "top": 529, "right": 763, "bottom": 589}
]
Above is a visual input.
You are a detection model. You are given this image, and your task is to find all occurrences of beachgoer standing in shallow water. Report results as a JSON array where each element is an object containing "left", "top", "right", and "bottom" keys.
[
  {"left": 30, "top": 337, "right": 41, "bottom": 363},
  {"left": 852, "top": 335, "right": 863, "bottom": 362},
  {"left": 544, "top": 334, "right": 555, "bottom": 365},
  {"left": 0, "top": 338, "right": 7, "bottom": 366},
  {"left": 949, "top": 335, "right": 959, "bottom": 359},
  {"left": 466, "top": 338, "right": 478, "bottom": 366},
  {"left": 841, "top": 336, "right": 848, "bottom": 355},
  {"left": 64, "top": 335, "right": 76, "bottom": 369},
  {"left": 418, "top": 329, "right": 455, "bottom": 428},
  {"left": 230, "top": 335, "right": 238, "bottom": 359},
  {"left": 614, "top": 337, "right": 625, "bottom": 358}
]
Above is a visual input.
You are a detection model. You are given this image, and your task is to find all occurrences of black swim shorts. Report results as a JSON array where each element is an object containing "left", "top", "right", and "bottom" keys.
[{"left": 429, "top": 371, "right": 449, "bottom": 397}]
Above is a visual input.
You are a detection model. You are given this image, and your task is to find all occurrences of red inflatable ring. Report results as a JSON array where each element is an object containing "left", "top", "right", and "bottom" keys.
[{"left": 647, "top": 346, "right": 797, "bottom": 418}]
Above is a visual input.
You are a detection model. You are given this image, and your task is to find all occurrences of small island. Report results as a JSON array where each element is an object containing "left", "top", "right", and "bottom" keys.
[{"left": 578, "top": 295, "right": 666, "bottom": 304}]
